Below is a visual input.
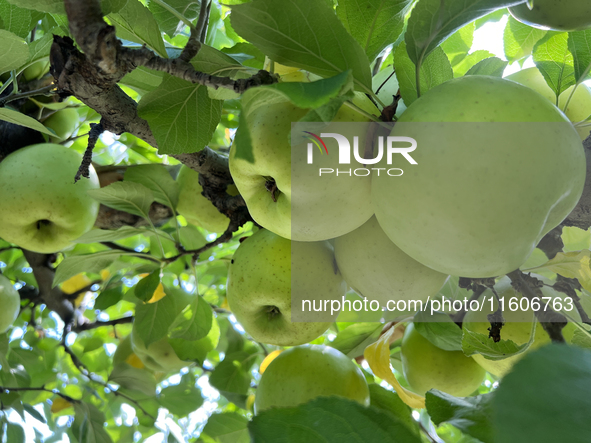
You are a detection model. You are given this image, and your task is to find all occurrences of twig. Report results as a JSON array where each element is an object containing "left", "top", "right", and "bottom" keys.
[
  {"left": 75, "top": 122, "right": 103, "bottom": 182},
  {"left": 0, "top": 84, "right": 56, "bottom": 107},
  {"left": 72, "top": 316, "right": 133, "bottom": 332},
  {"left": 0, "top": 386, "right": 80, "bottom": 404},
  {"left": 61, "top": 337, "right": 155, "bottom": 419}
]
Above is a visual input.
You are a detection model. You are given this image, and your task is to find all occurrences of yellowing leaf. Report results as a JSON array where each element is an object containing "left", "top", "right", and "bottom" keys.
[
  {"left": 364, "top": 326, "right": 425, "bottom": 409},
  {"left": 527, "top": 250, "right": 591, "bottom": 291},
  {"left": 100, "top": 269, "right": 111, "bottom": 281},
  {"left": 60, "top": 274, "right": 91, "bottom": 295},
  {"left": 126, "top": 353, "right": 145, "bottom": 369},
  {"left": 246, "top": 393, "right": 256, "bottom": 412},
  {"left": 51, "top": 397, "right": 73, "bottom": 413},
  {"left": 147, "top": 283, "right": 166, "bottom": 303},
  {"left": 220, "top": 298, "right": 230, "bottom": 311},
  {"left": 74, "top": 292, "right": 87, "bottom": 309},
  {"left": 259, "top": 349, "right": 282, "bottom": 374}
]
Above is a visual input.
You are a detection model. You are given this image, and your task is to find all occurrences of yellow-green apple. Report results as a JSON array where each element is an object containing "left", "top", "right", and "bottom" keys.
[
  {"left": 372, "top": 76, "right": 585, "bottom": 278},
  {"left": 0, "top": 144, "right": 100, "bottom": 253},
  {"left": 401, "top": 322, "right": 486, "bottom": 397},
  {"left": 0, "top": 274, "right": 20, "bottom": 333},
  {"left": 226, "top": 229, "right": 347, "bottom": 346},
  {"left": 176, "top": 165, "right": 238, "bottom": 232},
  {"left": 44, "top": 108, "right": 79, "bottom": 141},
  {"left": 506, "top": 67, "right": 591, "bottom": 140},
  {"left": 463, "top": 276, "right": 576, "bottom": 378},
  {"left": 509, "top": 0, "right": 591, "bottom": 31},
  {"left": 229, "top": 76, "right": 379, "bottom": 241},
  {"left": 334, "top": 216, "right": 448, "bottom": 309},
  {"left": 254, "top": 345, "right": 370, "bottom": 413},
  {"left": 22, "top": 60, "right": 50, "bottom": 81}
]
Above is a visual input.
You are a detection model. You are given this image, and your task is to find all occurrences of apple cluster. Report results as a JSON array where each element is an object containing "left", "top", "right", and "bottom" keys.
[{"left": 225, "top": 72, "right": 585, "bottom": 350}]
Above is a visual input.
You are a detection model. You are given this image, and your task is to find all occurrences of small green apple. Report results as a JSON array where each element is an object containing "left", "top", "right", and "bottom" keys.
[
  {"left": 506, "top": 67, "right": 591, "bottom": 141},
  {"left": 0, "top": 274, "right": 20, "bottom": 333},
  {"left": 44, "top": 108, "right": 79, "bottom": 141},
  {"left": 176, "top": 165, "right": 238, "bottom": 233},
  {"left": 226, "top": 229, "right": 347, "bottom": 346},
  {"left": 229, "top": 76, "right": 379, "bottom": 241},
  {"left": 463, "top": 276, "right": 576, "bottom": 378},
  {"left": 509, "top": 0, "right": 591, "bottom": 32},
  {"left": 131, "top": 327, "right": 191, "bottom": 373},
  {"left": 254, "top": 345, "right": 370, "bottom": 413},
  {"left": 0, "top": 144, "right": 100, "bottom": 253},
  {"left": 334, "top": 216, "right": 448, "bottom": 308},
  {"left": 401, "top": 322, "right": 486, "bottom": 397},
  {"left": 372, "top": 76, "right": 585, "bottom": 278},
  {"left": 22, "top": 60, "right": 50, "bottom": 81}
]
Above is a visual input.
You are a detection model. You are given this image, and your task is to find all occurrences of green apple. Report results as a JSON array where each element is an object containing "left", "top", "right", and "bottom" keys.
[
  {"left": 509, "top": 0, "right": 591, "bottom": 32},
  {"left": 254, "top": 345, "right": 370, "bottom": 413},
  {"left": 226, "top": 229, "right": 347, "bottom": 346},
  {"left": 0, "top": 144, "right": 100, "bottom": 253},
  {"left": 372, "top": 76, "right": 585, "bottom": 278},
  {"left": 44, "top": 108, "right": 79, "bottom": 141},
  {"left": 401, "top": 322, "right": 486, "bottom": 397},
  {"left": 22, "top": 59, "right": 50, "bottom": 81},
  {"left": 0, "top": 274, "right": 20, "bottom": 333},
  {"left": 334, "top": 216, "right": 448, "bottom": 309},
  {"left": 229, "top": 77, "right": 379, "bottom": 241},
  {"left": 131, "top": 328, "right": 191, "bottom": 373},
  {"left": 506, "top": 67, "right": 591, "bottom": 140},
  {"left": 463, "top": 276, "right": 576, "bottom": 378},
  {"left": 176, "top": 165, "right": 238, "bottom": 233}
]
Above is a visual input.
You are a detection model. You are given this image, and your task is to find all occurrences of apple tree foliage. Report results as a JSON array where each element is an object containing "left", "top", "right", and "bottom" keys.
[{"left": 0, "top": 0, "right": 591, "bottom": 442}]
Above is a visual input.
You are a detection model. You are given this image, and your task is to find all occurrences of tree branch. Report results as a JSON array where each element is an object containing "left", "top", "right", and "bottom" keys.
[{"left": 72, "top": 316, "right": 133, "bottom": 332}]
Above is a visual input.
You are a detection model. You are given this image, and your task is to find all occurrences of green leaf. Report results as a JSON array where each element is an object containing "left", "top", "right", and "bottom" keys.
[
  {"left": 368, "top": 384, "right": 418, "bottom": 435},
  {"left": 231, "top": 0, "right": 373, "bottom": 92},
  {"left": 169, "top": 295, "right": 213, "bottom": 341},
  {"left": 202, "top": 412, "right": 249, "bottom": 443},
  {"left": 23, "top": 403, "right": 46, "bottom": 424},
  {"left": 87, "top": 181, "right": 154, "bottom": 220},
  {"left": 134, "top": 292, "right": 179, "bottom": 347},
  {"left": 461, "top": 328, "right": 529, "bottom": 360},
  {"left": 4, "top": 0, "right": 63, "bottom": 13},
  {"left": 405, "top": 0, "right": 521, "bottom": 66},
  {"left": 249, "top": 397, "right": 422, "bottom": 443},
  {"left": 72, "top": 402, "right": 113, "bottom": 443},
  {"left": 0, "top": 0, "right": 36, "bottom": 39},
  {"left": 572, "top": 328, "right": 591, "bottom": 349},
  {"left": 149, "top": 0, "right": 201, "bottom": 37},
  {"left": 5, "top": 422, "right": 25, "bottom": 443},
  {"left": 441, "top": 23, "right": 475, "bottom": 67},
  {"left": 93, "top": 286, "right": 124, "bottom": 311},
  {"left": 137, "top": 75, "right": 223, "bottom": 155},
  {"left": 568, "top": 29, "right": 591, "bottom": 82},
  {"left": 533, "top": 32, "right": 575, "bottom": 97},
  {"left": 452, "top": 50, "right": 496, "bottom": 77},
  {"left": 74, "top": 226, "right": 174, "bottom": 244},
  {"left": 134, "top": 270, "right": 161, "bottom": 302},
  {"left": 330, "top": 323, "right": 383, "bottom": 358},
  {"left": 465, "top": 56, "right": 508, "bottom": 76},
  {"left": 108, "top": 363, "right": 157, "bottom": 396},
  {"left": 209, "top": 350, "right": 257, "bottom": 408},
  {"left": 53, "top": 251, "right": 128, "bottom": 287},
  {"left": 394, "top": 42, "right": 453, "bottom": 105},
  {"left": 0, "top": 108, "right": 55, "bottom": 137},
  {"left": 426, "top": 390, "right": 494, "bottom": 443},
  {"left": 158, "top": 382, "right": 204, "bottom": 417},
  {"left": 120, "top": 67, "right": 165, "bottom": 95},
  {"left": 493, "top": 345, "right": 591, "bottom": 443},
  {"left": 414, "top": 310, "right": 463, "bottom": 351},
  {"left": 124, "top": 164, "right": 180, "bottom": 210},
  {"left": 336, "top": 0, "right": 413, "bottom": 62},
  {"left": 108, "top": 0, "right": 167, "bottom": 58},
  {"left": 503, "top": 15, "right": 546, "bottom": 64}
]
